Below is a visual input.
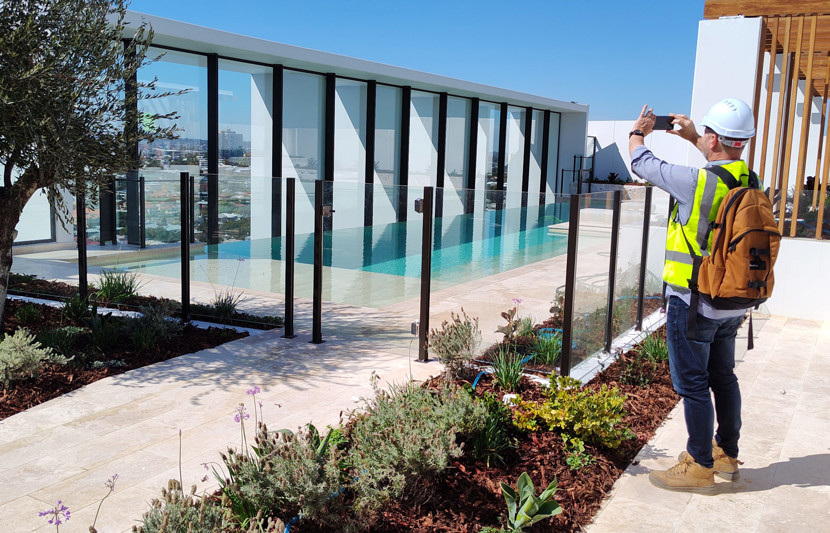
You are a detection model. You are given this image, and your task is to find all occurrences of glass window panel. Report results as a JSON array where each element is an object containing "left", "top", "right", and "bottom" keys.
[
  {"left": 137, "top": 48, "right": 208, "bottom": 242},
  {"left": 443, "top": 96, "right": 471, "bottom": 219},
  {"left": 373, "top": 85, "right": 402, "bottom": 225},
  {"left": 218, "top": 59, "right": 272, "bottom": 243},
  {"left": 546, "top": 112, "right": 561, "bottom": 196},
  {"left": 283, "top": 70, "right": 325, "bottom": 235},
  {"left": 475, "top": 102, "right": 501, "bottom": 213},
  {"left": 505, "top": 106, "right": 526, "bottom": 196},
  {"left": 409, "top": 90, "right": 439, "bottom": 188},
  {"left": 333, "top": 79, "right": 367, "bottom": 229},
  {"left": 527, "top": 110, "right": 545, "bottom": 206}
]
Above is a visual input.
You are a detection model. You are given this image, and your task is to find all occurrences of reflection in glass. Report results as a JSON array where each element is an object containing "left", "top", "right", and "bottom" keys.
[
  {"left": 546, "top": 112, "right": 561, "bottom": 196},
  {"left": 333, "top": 79, "right": 367, "bottom": 227},
  {"left": 409, "top": 90, "right": 439, "bottom": 188},
  {"left": 218, "top": 59, "right": 272, "bottom": 243},
  {"left": 373, "top": 85, "right": 402, "bottom": 225},
  {"left": 527, "top": 110, "right": 545, "bottom": 206},
  {"left": 476, "top": 102, "right": 501, "bottom": 214},
  {"left": 137, "top": 48, "right": 208, "bottom": 243},
  {"left": 443, "top": 96, "right": 471, "bottom": 219}
]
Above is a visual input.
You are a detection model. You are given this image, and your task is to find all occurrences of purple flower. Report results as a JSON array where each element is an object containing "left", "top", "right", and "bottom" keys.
[
  {"left": 512, "top": 298, "right": 523, "bottom": 305},
  {"left": 104, "top": 473, "right": 118, "bottom": 491},
  {"left": 39, "top": 500, "right": 70, "bottom": 526},
  {"left": 234, "top": 404, "right": 250, "bottom": 423},
  {"left": 237, "top": 257, "right": 246, "bottom": 262},
  {"left": 246, "top": 385, "right": 261, "bottom": 396}
]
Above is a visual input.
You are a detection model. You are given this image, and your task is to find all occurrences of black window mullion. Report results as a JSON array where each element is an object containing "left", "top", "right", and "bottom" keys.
[
  {"left": 497, "top": 103, "right": 507, "bottom": 192},
  {"left": 324, "top": 73, "right": 335, "bottom": 182},
  {"left": 465, "top": 98, "right": 479, "bottom": 214},
  {"left": 540, "top": 110, "right": 551, "bottom": 200},
  {"left": 521, "top": 106, "right": 533, "bottom": 204},
  {"left": 364, "top": 80, "right": 376, "bottom": 227},
  {"left": 436, "top": 92, "right": 448, "bottom": 188},
  {"left": 207, "top": 53, "right": 219, "bottom": 245},
  {"left": 272, "top": 64, "right": 283, "bottom": 237},
  {"left": 398, "top": 86, "right": 411, "bottom": 222}
]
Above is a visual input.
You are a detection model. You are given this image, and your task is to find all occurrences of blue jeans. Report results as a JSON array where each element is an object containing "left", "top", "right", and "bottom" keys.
[{"left": 666, "top": 296, "right": 743, "bottom": 468}]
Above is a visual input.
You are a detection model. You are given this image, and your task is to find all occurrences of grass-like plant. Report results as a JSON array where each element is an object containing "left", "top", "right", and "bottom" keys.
[
  {"left": 124, "top": 303, "right": 184, "bottom": 353},
  {"left": 210, "top": 288, "right": 245, "bottom": 323},
  {"left": 428, "top": 308, "right": 481, "bottom": 381},
  {"left": 14, "top": 302, "right": 42, "bottom": 327},
  {"left": 639, "top": 333, "right": 668, "bottom": 363},
  {"left": 517, "top": 316, "right": 535, "bottom": 338},
  {"left": 62, "top": 293, "right": 90, "bottom": 322},
  {"left": 94, "top": 269, "right": 143, "bottom": 304},
  {"left": 491, "top": 344, "right": 525, "bottom": 393},
  {"left": 87, "top": 305, "right": 121, "bottom": 354},
  {"left": 533, "top": 331, "right": 562, "bottom": 366},
  {"left": 36, "top": 326, "right": 84, "bottom": 360},
  {"left": 470, "top": 392, "right": 516, "bottom": 467}
]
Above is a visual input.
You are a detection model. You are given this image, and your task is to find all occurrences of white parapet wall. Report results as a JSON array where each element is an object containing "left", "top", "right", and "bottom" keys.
[{"left": 764, "top": 238, "right": 830, "bottom": 321}]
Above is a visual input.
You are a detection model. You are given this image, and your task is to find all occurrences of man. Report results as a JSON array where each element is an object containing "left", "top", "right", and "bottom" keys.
[{"left": 629, "top": 98, "right": 755, "bottom": 491}]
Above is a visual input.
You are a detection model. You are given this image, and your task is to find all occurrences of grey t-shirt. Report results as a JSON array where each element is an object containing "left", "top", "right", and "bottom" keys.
[{"left": 630, "top": 145, "right": 746, "bottom": 319}]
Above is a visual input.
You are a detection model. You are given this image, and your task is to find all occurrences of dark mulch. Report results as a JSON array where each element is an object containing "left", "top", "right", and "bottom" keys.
[
  {"left": 297, "top": 342, "right": 679, "bottom": 533},
  {"left": 1, "top": 298, "right": 248, "bottom": 421}
]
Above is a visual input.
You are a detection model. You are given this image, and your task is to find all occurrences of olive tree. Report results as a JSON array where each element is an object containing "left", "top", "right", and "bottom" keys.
[{"left": 0, "top": 0, "right": 179, "bottom": 325}]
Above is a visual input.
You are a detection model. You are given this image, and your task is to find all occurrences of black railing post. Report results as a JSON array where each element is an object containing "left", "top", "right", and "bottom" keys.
[
  {"left": 180, "top": 172, "right": 191, "bottom": 322},
  {"left": 636, "top": 187, "right": 653, "bottom": 330},
  {"left": 283, "top": 177, "right": 296, "bottom": 338},
  {"left": 604, "top": 190, "right": 622, "bottom": 352},
  {"left": 561, "top": 194, "right": 581, "bottom": 377},
  {"left": 418, "top": 187, "right": 434, "bottom": 362},
  {"left": 76, "top": 187, "right": 88, "bottom": 302},
  {"left": 311, "top": 179, "right": 324, "bottom": 344},
  {"left": 189, "top": 175, "right": 196, "bottom": 243},
  {"left": 139, "top": 175, "right": 146, "bottom": 249}
]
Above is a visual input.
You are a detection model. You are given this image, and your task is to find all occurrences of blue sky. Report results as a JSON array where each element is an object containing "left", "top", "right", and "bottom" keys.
[{"left": 128, "top": 0, "right": 705, "bottom": 121}]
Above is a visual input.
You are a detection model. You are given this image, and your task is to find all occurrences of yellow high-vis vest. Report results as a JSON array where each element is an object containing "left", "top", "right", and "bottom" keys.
[{"left": 663, "top": 161, "right": 753, "bottom": 289}]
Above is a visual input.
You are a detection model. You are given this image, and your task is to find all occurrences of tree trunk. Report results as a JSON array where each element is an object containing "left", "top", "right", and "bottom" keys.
[{"left": 0, "top": 223, "right": 16, "bottom": 332}]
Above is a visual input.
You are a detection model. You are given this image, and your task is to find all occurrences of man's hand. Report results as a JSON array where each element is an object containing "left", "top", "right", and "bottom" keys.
[
  {"left": 667, "top": 113, "right": 700, "bottom": 146},
  {"left": 632, "top": 105, "right": 657, "bottom": 136}
]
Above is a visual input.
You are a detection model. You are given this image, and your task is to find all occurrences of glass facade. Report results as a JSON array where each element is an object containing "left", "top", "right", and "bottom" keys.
[
  {"left": 408, "top": 90, "right": 440, "bottom": 189},
  {"left": 443, "top": 96, "right": 471, "bottom": 218},
  {"left": 333, "top": 79, "right": 368, "bottom": 226},
  {"left": 218, "top": 59, "right": 272, "bottom": 243},
  {"left": 475, "top": 102, "right": 501, "bottom": 216},
  {"left": 546, "top": 112, "right": 561, "bottom": 196},
  {"left": 373, "top": 84, "right": 402, "bottom": 225}
]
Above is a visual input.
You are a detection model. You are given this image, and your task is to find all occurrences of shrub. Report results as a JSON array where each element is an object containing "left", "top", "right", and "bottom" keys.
[
  {"left": 36, "top": 326, "right": 84, "bottom": 359},
  {"left": 94, "top": 269, "right": 143, "bottom": 304},
  {"left": 640, "top": 333, "right": 668, "bottom": 363},
  {"left": 211, "top": 288, "right": 245, "bottom": 323},
  {"left": 511, "top": 376, "right": 634, "bottom": 449},
  {"left": 427, "top": 309, "right": 481, "bottom": 381},
  {"left": 14, "top": 302, "right": 42, "bottom": 327},
  {"left": 491, "top": 344, "right": 525, "bottom": 393},
  {"left": 533, "top": 331, "right": 562, "bottom": 367},
  {"left": 124, "top": 302, "right": 183, "bottom": 352},
  {"left": 620, "top": 350, "right": 658, "bottom": 387},
  {"left": 346, "top": 378, "right": 486, "bottom": 514},
  {"left": 133, "top": 479, "right": 234, "bottom": 533},
  {"left": 88, "top": 306, "right": 121, "bottom": 354},
  {"left": 517, "top": 316, "right": 535, "bottom": 338},
  {"left": 217, "top": 423, "right": 346, "bottom": 530},
  {"left": 1, "top": 329, "right": 70, "bottom": 388},
  {"left": 62, "top": 293, "right": 90, "bottom": 322},
  {"left": 470, "top": 392, "right": 516, "bottom": 467}
]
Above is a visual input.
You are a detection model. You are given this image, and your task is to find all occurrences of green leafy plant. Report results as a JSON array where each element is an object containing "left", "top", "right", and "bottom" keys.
[
  {"left": 216, "top": 422, "right": 347, "bottom": 530},
  {"left": 124, "top": 302, "right": 184, "bottom": 353},
  {"left": 620, "top": 350, "right": 657, "bottom": 387},
  {"left": 427, "top": 308, "right": 481, "bottom": 381},
  {"left": 563, "top": 436, "right": 595, "bottom": 471},
  {"left": 1, "top": 329, "right": 70, "bottom": 388},
  {"left": 14, "top": 302, "right": 42, "bottom": 327},
  {"left": 491, "top": 344, "right": 524, "bottom": 393},
  {"left": 87, "top": 304, "right": 121, "bottom": 354},
  {"left": 517, "top": 316, "right": 535, "bottom": 338},
  {"left": 500, "top": 472, "right": 562, "bottom": 531},
  {"left": 532, "top": 331, "right": 562, "bottom": 367},
  {"left": 470, "top": 392, "right": 516, "bottom": 467},
  {"left": 36, "top": 326, "right": 84, "bottom": 359},
  {"left": 62, "top": 293, "right": 90, "bottom": 322},
  {"left": 496, "top": 306, "right": 520, "bottom": 341},
  {"left": 94, "top": 269, "right": 143, "bottom": 304},
  {"left": 211, "top": 288, "right": 245, "bottom": 323},
  {"left": 346, "top": 377, "right": 486, "bottom": 514},
  {"left": 511, "top": 376, "right": 634, "bottom": 449}
]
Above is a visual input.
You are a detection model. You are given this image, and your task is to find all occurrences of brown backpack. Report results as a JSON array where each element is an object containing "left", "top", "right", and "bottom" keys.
[{"left": 684, "top": 166, "right": 781, "bottom": 344}]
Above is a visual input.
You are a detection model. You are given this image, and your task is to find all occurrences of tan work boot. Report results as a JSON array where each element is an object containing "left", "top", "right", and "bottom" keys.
[
  {"left": 678, "top": 439, "right": 741, "bottom": 481},
  {"left": 649, "top": 454, "right": 714, "bottom": 492}
]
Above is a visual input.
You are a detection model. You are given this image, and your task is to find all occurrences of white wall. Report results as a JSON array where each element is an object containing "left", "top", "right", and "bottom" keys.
[
  {"left": 764, "top": 238, "right": 830, "bottom": 320},
  {"left": 588, "top": 120, "right": 690, "bottom": 181},
  {"left": 558, "top": 111, "right": 589, "bottom": 193}
]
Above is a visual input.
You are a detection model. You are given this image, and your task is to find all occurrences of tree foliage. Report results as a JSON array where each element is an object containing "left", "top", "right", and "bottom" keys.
[{"left": 0, "top": 0, "right": 180, "bottom": 324}]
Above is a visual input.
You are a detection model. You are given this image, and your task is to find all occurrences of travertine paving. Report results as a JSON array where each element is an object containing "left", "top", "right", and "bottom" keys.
[{"left": 587, "top": 314, "right": 830, "bottom": 533}]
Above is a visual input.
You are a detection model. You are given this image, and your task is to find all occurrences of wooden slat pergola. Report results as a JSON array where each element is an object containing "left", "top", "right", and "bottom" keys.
[{"left": 705, "top": 1, "right": 830, "bottom": 238}]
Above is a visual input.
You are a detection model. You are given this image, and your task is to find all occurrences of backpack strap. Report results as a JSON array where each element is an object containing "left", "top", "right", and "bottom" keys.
[{"left": 705, "top": 165, "right": 741, "bottom": 189}]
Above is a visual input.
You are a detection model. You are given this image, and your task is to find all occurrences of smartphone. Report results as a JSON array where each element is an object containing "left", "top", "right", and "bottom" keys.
[{"left": 652, "top": 115, "right": 674, "bottom": 130}]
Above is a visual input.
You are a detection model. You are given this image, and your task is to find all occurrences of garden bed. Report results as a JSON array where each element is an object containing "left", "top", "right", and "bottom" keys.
[{"left": 1, "top": 297, "right": 249, "bottom": 420}]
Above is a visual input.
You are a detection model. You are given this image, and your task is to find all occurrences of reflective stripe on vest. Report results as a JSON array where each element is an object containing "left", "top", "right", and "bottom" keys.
[{"left": 662, "top": 161, "right": 752, "bottom": 289}]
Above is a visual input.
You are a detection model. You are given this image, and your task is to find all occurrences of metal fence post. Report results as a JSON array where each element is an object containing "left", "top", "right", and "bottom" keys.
[
  {"left": 418, "top": 187, "right": 434, "bottom": 362},
  {"left": 283, "top": 178, "right": 296, "bottom": 339},
  {"left": 76, "top": 186, "right": 88, "bottom": 302},
  {"left": 180, "top": 172, "right": 191, "bottom": 322},
  {"left": 604, "top": 190, "right": 622, "bottom": 353},
  {"left": 561, "top": 194, "right": 581, "bottom": 376},
  {"left": 636, "top": 186, "right": 653, "bottom": 330},
  {"left": 311, "top": 179, "right": 324, "bottom": 344},
  {"left": 139, "top": 175, "right": 146, "bottom": 249}
]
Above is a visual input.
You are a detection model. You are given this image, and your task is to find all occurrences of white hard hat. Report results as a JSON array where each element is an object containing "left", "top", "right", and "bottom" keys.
[{"left": 701, "top": 98, "right": 755, "bottom": 148}]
